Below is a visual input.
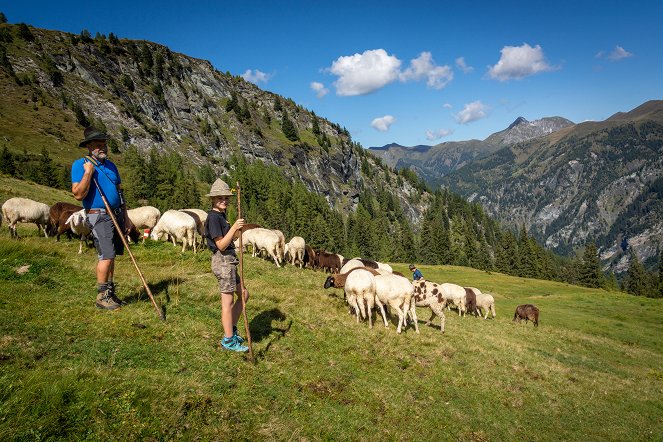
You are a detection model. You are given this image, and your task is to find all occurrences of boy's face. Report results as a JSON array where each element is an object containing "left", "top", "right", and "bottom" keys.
[{"left": 212, "top": 195, "right": 230, "bottom": 210}]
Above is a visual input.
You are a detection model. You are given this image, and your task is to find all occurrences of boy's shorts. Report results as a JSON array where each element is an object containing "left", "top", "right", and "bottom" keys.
[{"left": 211, "top": 251, "right": 240, "bottom": 293}]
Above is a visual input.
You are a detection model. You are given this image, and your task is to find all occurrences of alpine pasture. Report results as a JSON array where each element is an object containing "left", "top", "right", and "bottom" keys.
[{"left": 1, "top": 179, "right": 662, "bottom": 441}]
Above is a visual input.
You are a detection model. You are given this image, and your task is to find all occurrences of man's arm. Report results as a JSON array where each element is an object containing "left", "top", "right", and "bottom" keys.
[{"left": 71, "top": 161, "right": 95, "bottom": 201}]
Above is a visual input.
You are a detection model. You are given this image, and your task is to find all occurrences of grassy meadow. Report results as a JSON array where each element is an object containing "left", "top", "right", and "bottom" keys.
[{"left": 1, "top": 181, "right": 662, "bottom": 441}]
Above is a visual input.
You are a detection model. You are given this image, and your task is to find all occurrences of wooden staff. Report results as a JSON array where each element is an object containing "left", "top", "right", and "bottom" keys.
[
  {"left": 236, "top": 181, "right": 254, "bottom": 359},
  {"left": 87, "top": 158, "right": 165, "bottom": 321}
]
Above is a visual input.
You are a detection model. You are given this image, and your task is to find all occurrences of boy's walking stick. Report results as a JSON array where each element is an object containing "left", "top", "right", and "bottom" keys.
[
  {"left": 236, "top": 181, "right": 254, "bottom": 359},
  {"left": 86, "top": 157, "right": 165, "bottom": 321}
]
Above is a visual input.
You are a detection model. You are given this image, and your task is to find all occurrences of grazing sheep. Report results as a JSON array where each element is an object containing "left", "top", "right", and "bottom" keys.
[
  {"left": 373, "top": 272, "right": 418, "bottom": 334},
  {"left": 468, "top": 288, "right": 496, "bottom": 320},
  {"left": 2, "top": 197, "right": 51, "bottom": 238},
  {"left": 55, "top": 208, "right": 82, "bottom": 241},
  {"left": 324, "top": 267, "right": 377, "bottom": 327},
  {"left": 49, "top": 202, "right": 82, "bottom": 240},
  {"left": 150, "top": 209, "right": 197, "bottom": 253},
  {"left": 411, "top": 279, "right": 447, "bottom": 333},
  {"left": 315, "top": 250, "right": 343, "bottom": 273},
  {"left": 284, "top": 236, "right": 306, "bottom": 268},
  {"left": 238, "top": 228, "right": 283, "bottom": 267},
  {"left": 64, "top": 209, "right": 92, "bottom": 254},
  {"left": 303, "top": 245, "right": 316, "bottom": 269},
  {"left": 513, "top": 304, "right": 539, "bottom": 327},
  {"left": 339, "top": 258, "right": 365, "bottom": 274},
  {"left": 464, "top": 287, "right": 480, "bottom": 317},
  {"left": 376, "top": 262, "right": 393, "bottom": 273},
  {"left": 441, "top": 283, "right": 468, "bottom": 316},
  {"left": 127, "top": 206, "right": 161, "bottom": 242},
  {"left": 180, "top": 208, "right": 207, "bottom": 245}
]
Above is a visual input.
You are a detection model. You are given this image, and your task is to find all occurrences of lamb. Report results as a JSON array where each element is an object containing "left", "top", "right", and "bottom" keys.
[
  {"left": 464, "top": 287, "right": 480, "bottom": 317},
  {"left": 237, "top": 227, "right": 283, "bottom": 267},
  {"left": 467, "top": 288, "right": 496, "bottom": 320},
  {"left": 324, "top": 267, "right": 377, "bottom": 327},
  {"left": 150, "top": 209, "right": 197, "bottom": 253},
  {"left": 513, "top": 304, "right": 539, "bottom": 327},
  {"left": 64, "top": 209, "right": 92, "bottom": 254},
  {"left": 411, "top": 279, "right": 447, "bottom": 333},
  {"left": 284, "top": 236, "right": 306, "bottom": 268},
  {"left": 2, "top": 197, "right": 51, "bottom": 238},
  {"left": 127, "top": 206, "right": 161, "bottom": 242},
  {"left": 180, "top": 208, "right": 207, "bottom": 245}
]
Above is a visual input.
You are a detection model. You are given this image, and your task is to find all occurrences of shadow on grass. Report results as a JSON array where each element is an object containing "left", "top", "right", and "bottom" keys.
[
  {"left": 248, "top": 308, "right": 292, "bottom": 360},
  {"left": 121, "top": 277, "right": 186, "bottom": 308}
]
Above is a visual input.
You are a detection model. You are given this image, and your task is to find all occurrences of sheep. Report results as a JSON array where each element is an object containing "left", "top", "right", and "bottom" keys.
[
  {"left": 64, "top": 209, "right": 93, "bottom": 254},
  {"left": 55, "top": 207, "right": 83, "bottom": 241},
  {"left": 315, "top": 250, "right": 342, "bottom": 273},
  {"left": 237, "top": 227, "right": 282, "bottom": 267},
  {"left": 272, "top": 229, "right": 286, "bottom": 260},
  {"left": 324, "top": 267, "right": 377, "bottom": 327},
  {"left": 339, "top": 258, "right": 365, "bottom": 274},
  {"left": 411, "top": 279, "right": 447, "bottom": 333},
  {"left": 464, "top": 287, "right": 480, "bottom": 317},
  {"left": 284, "top": 236, "right": 306, "bottom": 268},
  {"left": 376, "top": 262, "right": 393, "bottom": 273},
  {"left": 440, "top": 283, "right": 468, "bottom": 316},
  {"left": 373, "top": 272, "right": 418, "bottom": 334},
  {"left": 303, "top": 245, "right": 316, "bottom": 269},
  {"left": 127, "top": 206, "right": 161, "bottom": 242},
  {"left": 150, "top": 209, "right": 197, "bottom": 253},
  {"left": 2, "top": 197, "right": 51, "bottom": 238},
  {"left": 180, "top": 208, "right": 207, "bottom": 245},
  {"left": 513, "top": 304, "right": 539, "bottom": 327},
  {"left": 467, "top": 288, "right": 496, "bottom": 320},
  {"left": 49, "top": 202, "right": 82, "bottom": 240}
]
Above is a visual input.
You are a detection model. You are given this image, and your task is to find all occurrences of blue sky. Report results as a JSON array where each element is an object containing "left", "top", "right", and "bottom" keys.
[{"left": 2, "top": 0, "right": 662, "bottom": 148}]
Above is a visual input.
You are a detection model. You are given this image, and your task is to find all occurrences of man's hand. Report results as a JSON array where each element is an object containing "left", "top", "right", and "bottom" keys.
[{"left": 83, "top": 160, "right": 95, "bottom": 175}]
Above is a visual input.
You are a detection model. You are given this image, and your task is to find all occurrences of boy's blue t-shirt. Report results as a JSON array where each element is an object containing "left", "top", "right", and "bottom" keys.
[
  {"left": 71, "top": 158, "right": 122, "bottom": 209},
  {"left": 413, "top": 269, "right": 424, "bottom": 280}
]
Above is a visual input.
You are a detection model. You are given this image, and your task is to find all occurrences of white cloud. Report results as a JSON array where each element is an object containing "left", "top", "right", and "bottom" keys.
[
  {"left": 399, "top": 52, "right": 453, "bottom": 89},
  {"left": 443, "top": 103, "right": 453, "bottom": 109},
  {"left": 425, "top": 128, "right": 453, "bottom": 141},
  {"left": 310, "top": 81, "right": 329, "bottom": 98},
  {"left": 329, "top": 49, "right": 401, "bottom": 96},
  {"left": 241, "top": 69, "right": 271, "bottom": 84},
  {"left": 454, "top": 101, "right": 489, "bottom": 124},
  {"left": 487, "top": 43, "right": 555, "bottom": 81},
  {"left": 596, "top": 45, "right": 634, "bottom": 61},
  {"left": 371, "top": 115, "right": 396, "bottom": 132},
  {"left": 455, "top": 57, "right": 474, "bottom": 73}
]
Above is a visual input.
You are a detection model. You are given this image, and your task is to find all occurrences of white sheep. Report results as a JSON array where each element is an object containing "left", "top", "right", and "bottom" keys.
[
  {"left": 150, "top": 209, "right": 197, "bottom": 253},
  {"left": 339, "top": 258, "right": 365, "bottom": 274},
  {"left": 127, "top": 206, "right": 161, "bottom": 242},
  {"left": 441, "top": 283, "right": 468, "bottom": 316},
  {"left": 323, "top": 268, "right": 377, "bottom": 327},
  {"left": 64, "top": 209, "right": 92, "bottom": 254},
  {"left": 373, "top": 272, "right": 419, "bottom": 334},
  {"left": 180, "top": 208, "right": 208, "bottom": 245},
  {"left": 284, "top": 236, "right": 306, "bottom": 268},
  {"left": 376, "top": 262, "right": 393, "bottom": 273},
  {"left": 2, "top": 197, "right": 51, "bottom": 238},
  {"left": 469, "top": 288, "right": 496, "bottom": 319},
  {"left": 238, "top": 228, "right": 282, "bottom": 267}
]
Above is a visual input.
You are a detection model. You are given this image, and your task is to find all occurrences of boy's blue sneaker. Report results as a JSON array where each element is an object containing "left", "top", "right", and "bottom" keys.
[
  {"left": 221, "top": 336, "right": 248, "bottom": 352},
  {"left": 233, "top": 326, "right": 245, "bottom": 343}
]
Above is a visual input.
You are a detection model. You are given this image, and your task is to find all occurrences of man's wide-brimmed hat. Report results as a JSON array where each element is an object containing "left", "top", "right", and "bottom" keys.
[
  {"left": 79, "top": 126, "right": 108, "bottom": 147},
  {"left": 206, "top": 178, "right": 234, "bottom": 198}
]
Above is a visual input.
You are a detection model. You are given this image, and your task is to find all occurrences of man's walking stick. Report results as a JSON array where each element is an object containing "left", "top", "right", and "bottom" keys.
[
  {"left": 236, "top": 181, "right": 254, "bottom": 359},
  {"left": 88, "top": 169, "right": 165, "bottom": 321}
]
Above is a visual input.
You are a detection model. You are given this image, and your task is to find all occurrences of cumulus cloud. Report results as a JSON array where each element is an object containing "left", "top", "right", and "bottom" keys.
[
  {"left": 371, "top": 115, "right": 396, "bottom": 132},
  {"left": 310, "top": 81, "right": 329, "bottom": 98},
  {"left": 399, "top": 52, "right": 453, "bottom": 89},
  {"left": 425, "top": 128, "right": 453, "bottom": 141},
  {"left": 455, "top": 57, "right": 474, "bottom": 73},
  {"left": 454, "top": 101, "right": 489, "bottom": 124},
  {"left": 241, "top": 69, "right": 271, "bottom": 84},
  {"left": 487, "top": 43, "right": 555, "bottom": 81},
  {"left": 596, "top": 45, "right": 634, "bottom": 61},
  {"left": 329, "top": 49, "right": 401, "bottom": 96}
]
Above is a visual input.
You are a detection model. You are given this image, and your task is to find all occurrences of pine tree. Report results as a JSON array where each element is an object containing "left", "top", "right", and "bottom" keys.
[
  {"left": 578, "top": 242, "right": 603, "bottom": 288},
  {"left": 657, "top": 249, "right": 663, "bottom": 298},
  {"left": 624, "top": 252, "right": 648, "bottom": 296},
  {"left": 0, "top": 145, "right": 15, "bottom": 175},
  {"left": 37, "top": 147, "right": 59, "bottom": 188},
  {"left": 0, "top": 12, "right": 7, "bottom": 24},
  {"left": 281, "top": 110, "right": 299, "bottom": 142}
]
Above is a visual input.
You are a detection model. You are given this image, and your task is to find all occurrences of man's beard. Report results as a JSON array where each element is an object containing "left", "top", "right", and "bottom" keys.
[{"left": 91, "top": 151, "right": 107, "bottom": 161}]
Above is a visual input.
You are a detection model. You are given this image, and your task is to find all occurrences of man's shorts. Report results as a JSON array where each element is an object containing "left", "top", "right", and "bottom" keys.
[
  {"left": 211, "top": 251, "right": 240, "bottom": 293},
  {"left": 87, "top": 209, "right": 125, "bottom": 260}
]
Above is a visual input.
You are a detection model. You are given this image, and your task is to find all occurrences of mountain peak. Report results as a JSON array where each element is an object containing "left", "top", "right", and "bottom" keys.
[{"left": 507, "top": 117, "right": 529, "bottom": 130}]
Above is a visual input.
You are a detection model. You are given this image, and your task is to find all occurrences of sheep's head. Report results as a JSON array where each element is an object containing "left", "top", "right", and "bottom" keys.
[
  {"left": 323, "top": 275, "right": 335, "bottom": 289},
  {"left": 150, "top": 230, "right": 162, "bottom": 241}
]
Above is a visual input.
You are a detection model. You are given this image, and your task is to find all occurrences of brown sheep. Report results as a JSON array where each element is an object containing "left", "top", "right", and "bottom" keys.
[{"left": 513, "top": 304, "right": 539, "bottom": 327}]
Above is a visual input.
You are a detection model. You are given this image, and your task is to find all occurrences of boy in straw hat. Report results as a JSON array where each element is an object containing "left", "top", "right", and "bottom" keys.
[{"left": 204, "top": 178, "right": 249, "bottom": 352}]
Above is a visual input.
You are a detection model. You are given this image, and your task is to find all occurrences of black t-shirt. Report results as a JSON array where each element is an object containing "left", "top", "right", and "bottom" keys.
[{"left": 205, "top": 210, "right": 235, "bottom": 253}]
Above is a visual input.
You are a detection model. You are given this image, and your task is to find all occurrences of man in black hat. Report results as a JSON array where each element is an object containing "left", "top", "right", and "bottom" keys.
[{"left": 71, "top": 126, "right": 134, "bottom": 310}]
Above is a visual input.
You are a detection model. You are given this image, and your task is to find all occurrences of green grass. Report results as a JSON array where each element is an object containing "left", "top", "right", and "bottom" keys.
[{"left": 0, "top": 228, "right": 662, "bottom": 441}]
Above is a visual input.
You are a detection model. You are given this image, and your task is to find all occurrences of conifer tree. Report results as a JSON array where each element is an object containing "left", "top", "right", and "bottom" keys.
[
  {"left": 579, "top": 242, "right": 603, "bottom": 288},
  {"left": 0, "top": 145, "right": 15, "bottom": 175},
  {"left": 657, "top": 249, "right": 663, "bottom": 298},
  {"left": 624, "top": 251, "right": 648, "bottom": 296},
  {"left": 281, "top": 110, "right": 299, "bottom": 141},
  {"left": 0, "top": 12, "right": 7, "bottom": 24},
  {"left": 37, "top": 147, "right": 58, "bottom": 188}
]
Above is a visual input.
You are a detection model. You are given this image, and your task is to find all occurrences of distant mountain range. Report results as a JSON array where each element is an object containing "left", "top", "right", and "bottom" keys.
[{"left": 372, "top": 101, "right": 663, "bottom": 272}]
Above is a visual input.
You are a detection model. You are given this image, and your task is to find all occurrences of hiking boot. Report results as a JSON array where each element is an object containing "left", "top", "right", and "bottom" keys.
[
  {"left": 96, "top": 290, "right": 121, "bottom": 310},
  {"left": 221, "top": 336, "right": 248, "bottom": 352},
  {"left": 107, "top": 282, "right": 127, "bottom": 306}
]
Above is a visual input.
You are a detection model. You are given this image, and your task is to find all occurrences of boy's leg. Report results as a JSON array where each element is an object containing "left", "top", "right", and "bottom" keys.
[{"left": 221, "top": 292, "right": 235, "bottom": 339}]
